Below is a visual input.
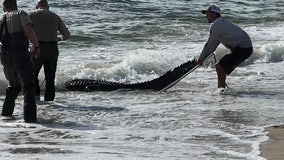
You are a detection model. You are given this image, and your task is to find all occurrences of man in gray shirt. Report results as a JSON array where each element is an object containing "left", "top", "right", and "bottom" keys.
[
  {"left": 197, "top": 5, "right": 253, "bottom": 88},
  {"left": 29, "top": 0, "right": 70, "bottom": 101}
]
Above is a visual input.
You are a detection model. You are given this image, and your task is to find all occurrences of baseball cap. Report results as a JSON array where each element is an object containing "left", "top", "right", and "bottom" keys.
[{"left": 201, "top": 5, "right": 221, "bottom": 14}]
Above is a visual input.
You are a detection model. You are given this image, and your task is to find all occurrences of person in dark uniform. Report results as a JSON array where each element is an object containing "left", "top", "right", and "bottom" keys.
[
  {"left": 29, "top": 0, "right": 70, "bottom": 101},
  {"left": 0, "top": 0, "right": 40, "bottom": 122}
]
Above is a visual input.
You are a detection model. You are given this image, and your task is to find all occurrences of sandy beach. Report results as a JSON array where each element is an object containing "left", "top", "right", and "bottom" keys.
[{"left": 261, "top": 125, "right": 284, "bottom": 160}]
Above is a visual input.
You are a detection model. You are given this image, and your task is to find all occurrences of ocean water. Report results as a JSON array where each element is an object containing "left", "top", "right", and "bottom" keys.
[{"left": 0, "top": 0, "right": 284, "bottom": 159}]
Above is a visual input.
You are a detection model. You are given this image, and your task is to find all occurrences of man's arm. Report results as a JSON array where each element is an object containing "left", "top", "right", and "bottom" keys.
[
  {"left": 197, "top": 31, "right": 220, "bottom": 65},
  {"left": 23, "top": 23, "right": 40, "bottom": 58},
  {"left": 57, "top": 16, "right": 70, "bottom": 41}
]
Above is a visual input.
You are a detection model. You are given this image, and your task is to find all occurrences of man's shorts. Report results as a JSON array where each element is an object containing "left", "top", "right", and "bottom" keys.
[{"left": 218, "top": 46, "right": 253, "bottom": 75}]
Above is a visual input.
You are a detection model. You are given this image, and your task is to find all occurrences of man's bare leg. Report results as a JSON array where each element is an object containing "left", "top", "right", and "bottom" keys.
[{"left": 216, "top": 63, "right": 226, "bottom": 88}]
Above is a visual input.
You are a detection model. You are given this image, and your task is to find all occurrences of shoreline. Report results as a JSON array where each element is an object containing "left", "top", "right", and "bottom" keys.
[{"left": 261, "top": 125, "right": 284, "bottom": 160}]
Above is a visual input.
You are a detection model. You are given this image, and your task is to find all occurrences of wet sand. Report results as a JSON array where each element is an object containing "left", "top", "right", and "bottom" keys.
[{"left": 261, "top": 125, "right": 284, "bottom": 160}]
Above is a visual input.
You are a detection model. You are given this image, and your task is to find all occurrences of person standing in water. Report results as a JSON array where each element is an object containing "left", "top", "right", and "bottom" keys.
[
  {"left": 0, "top": 0, "right": 40, "bottom": 122},
  {"left": 29, "top": 0, "right": 70, "bottom": 101},
  {"left": 197, "top": 5, "right": 253, "bottom": 88}
]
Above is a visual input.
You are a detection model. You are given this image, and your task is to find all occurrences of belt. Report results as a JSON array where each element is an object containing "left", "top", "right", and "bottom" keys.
[{"left": 38, "top": 41, "right": 57, "bottom": 45}]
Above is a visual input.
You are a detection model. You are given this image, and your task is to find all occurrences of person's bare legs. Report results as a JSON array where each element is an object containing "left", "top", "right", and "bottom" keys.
[{"left": 216, "top": 63, "right": 226, "bottom": 88}]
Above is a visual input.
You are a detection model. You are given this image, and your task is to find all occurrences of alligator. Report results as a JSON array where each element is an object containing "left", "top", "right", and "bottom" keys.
[{"left": 65, "top": 59, "right": 198, "bottom": 92}]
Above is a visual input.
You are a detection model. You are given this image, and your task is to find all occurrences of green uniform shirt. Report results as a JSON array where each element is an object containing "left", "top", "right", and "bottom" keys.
[{"left": 28, "top": 9, "right": 70, "bottom": 41}]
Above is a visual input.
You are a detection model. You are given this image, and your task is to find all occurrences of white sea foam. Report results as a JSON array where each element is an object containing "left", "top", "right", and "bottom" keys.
[{"left": 0, "top": 1, "right": 284, "bottom": 160}]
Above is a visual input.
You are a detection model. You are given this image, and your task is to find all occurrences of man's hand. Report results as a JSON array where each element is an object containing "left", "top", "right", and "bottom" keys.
[
  {"left": 32, "top": 47, "right": 40, "bottom": 58},
  {"left": 196, "top": 58, "right": 203, "bottom": 66},
  {"left": 57, "top": 36, "right": 63, "bottom": 41}
]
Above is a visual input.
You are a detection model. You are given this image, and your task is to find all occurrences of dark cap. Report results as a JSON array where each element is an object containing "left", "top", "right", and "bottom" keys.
[{"left": 201, "top": 5, "right": 221, "bottom": 14}]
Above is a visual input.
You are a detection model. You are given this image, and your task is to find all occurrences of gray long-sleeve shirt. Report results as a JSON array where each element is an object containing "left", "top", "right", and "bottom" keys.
[{"left": 199, "top": 17, "right": 252, "bottom": 61}]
